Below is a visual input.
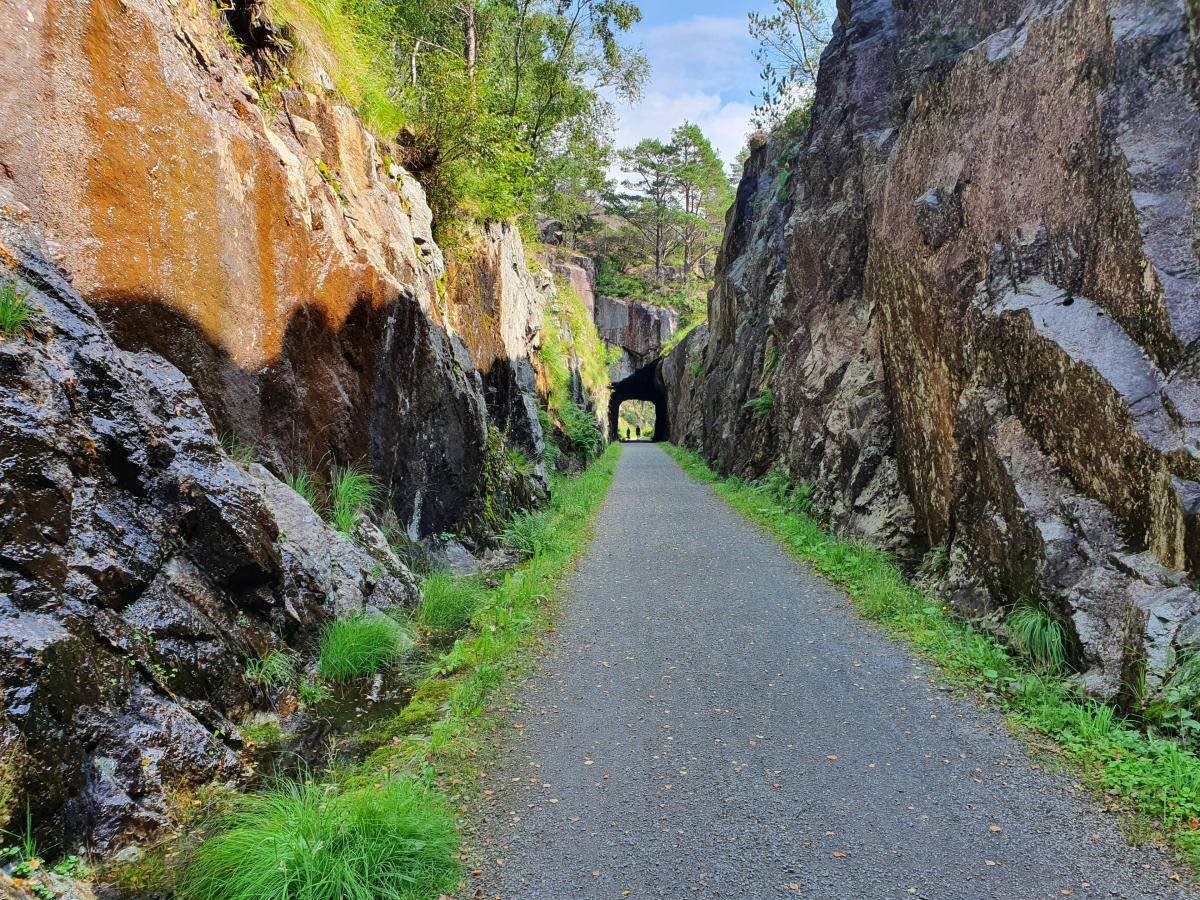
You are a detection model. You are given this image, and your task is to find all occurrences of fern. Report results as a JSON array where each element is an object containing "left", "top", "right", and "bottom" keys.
[{"left": 743, "top": 388, "right": 775, "bottom": 419}]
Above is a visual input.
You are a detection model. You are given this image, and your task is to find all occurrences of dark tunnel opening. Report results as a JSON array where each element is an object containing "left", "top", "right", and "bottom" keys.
[{"left": 609, "top": 360, "right": 669, "bottom": 443}]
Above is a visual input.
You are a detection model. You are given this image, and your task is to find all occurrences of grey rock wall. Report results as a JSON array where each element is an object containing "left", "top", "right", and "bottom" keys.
[{"left": 666, "top": 0, "right": 1200, "bottom": 699}]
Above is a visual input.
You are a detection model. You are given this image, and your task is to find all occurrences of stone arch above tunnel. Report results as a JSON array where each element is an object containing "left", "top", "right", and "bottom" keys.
[{"left": 609, "top": 360, "right": 669, "bottom": 442}]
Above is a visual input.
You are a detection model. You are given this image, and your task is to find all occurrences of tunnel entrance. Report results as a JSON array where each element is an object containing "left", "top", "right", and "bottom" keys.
[{"left": 609, "top": 360, "right": 669, "bottom": 443}]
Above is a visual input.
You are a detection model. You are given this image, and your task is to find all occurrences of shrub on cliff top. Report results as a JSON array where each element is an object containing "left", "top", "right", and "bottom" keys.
[{"left": 179, "top": 777, "right": 458, "bottom": 900}]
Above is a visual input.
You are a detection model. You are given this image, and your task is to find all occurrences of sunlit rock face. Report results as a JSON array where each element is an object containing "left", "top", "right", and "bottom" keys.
[
  {"left": 666, "top": 0, "right": 1200, "bottom": 697},
  {"left": 0, "top": 0, "right": 555, "bottom": 540},
  {"left": 0, "top": 205, "right": 421, "bottom": 855}
]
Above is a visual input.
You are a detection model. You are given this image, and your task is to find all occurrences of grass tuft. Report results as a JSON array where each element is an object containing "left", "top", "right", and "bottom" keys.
[
  {"left": 286, "top": 469, "right": 321, "bottom": 510},
  {"left": 244, "top": 649, "right": 296, "bottom": 688},
  {"left": 418, "top": 573, "right": 484, "bottom": 635},
  {"left": 500, "top": 509, "right": 563, "bottom": 558},
  {"left": 178, "top": 777, "right": 458, "bottom": 900},
  {"left": 1007, "top": 604, "right": 1069, "bottom": 673},
  {"left": 0, "top": 280, "right": 32, "bottom": 338},
  {"left": 219, "top": 431, "right": 257, "bottom": 465},
  {"left": 297, "top": 679, "right": 331, "bottom": 706},
  {"left": 329, "top": 466, "right": 379, "bottom": 535},
  {"left": 318, "top": 614, "right": 411, "bottom": 682}
]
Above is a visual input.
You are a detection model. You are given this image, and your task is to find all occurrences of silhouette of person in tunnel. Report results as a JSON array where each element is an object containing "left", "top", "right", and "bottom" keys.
[{"left": 636, "top": 426, "right": 641, "bottom": 440}]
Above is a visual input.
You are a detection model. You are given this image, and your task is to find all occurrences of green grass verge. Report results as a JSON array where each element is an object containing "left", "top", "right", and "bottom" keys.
[{"left": 661, "top": 443, "right": 1200, "bottom": 868}]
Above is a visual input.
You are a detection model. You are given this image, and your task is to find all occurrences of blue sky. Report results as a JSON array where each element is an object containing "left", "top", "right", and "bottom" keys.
[{"left": 613, "top": 1, "right": 835, "bottom": 166}]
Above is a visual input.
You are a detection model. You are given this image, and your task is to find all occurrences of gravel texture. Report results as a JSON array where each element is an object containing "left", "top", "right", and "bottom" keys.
[{"left": 468, "top": 444, "right": 1193, "bottom": 899}]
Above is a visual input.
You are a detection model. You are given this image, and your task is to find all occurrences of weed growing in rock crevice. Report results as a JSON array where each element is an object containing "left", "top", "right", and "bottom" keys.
[
  {"left": 1007, "top": 604, "right": 1069, "bottom": 673},
  {"left": 329, "top": 466, "right": 379, "bottom": 535},
  {"left": 743, "top": 388, "right": 774, "bottom": 419},
  {"left": 244, "top": 649, "right": 296, "bottom": 688},
  {"left": 0, "top": 280, "right": 32, "bottom": 338}
]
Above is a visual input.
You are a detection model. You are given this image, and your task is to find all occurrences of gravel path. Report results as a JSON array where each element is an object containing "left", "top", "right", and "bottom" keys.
[{"left": 468, "top": 443, "right": 1192, "bottom": 899}]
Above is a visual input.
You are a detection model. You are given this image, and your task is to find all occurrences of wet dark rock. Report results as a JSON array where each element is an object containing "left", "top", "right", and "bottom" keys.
[
  {"left": 665, "top": 0, "right": 1200, "bottom": 695},
  {"left": 0, "top": 205, "right": 420, "bottom": 857}
]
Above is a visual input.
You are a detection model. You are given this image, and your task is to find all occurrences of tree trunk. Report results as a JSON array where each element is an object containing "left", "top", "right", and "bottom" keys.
[{"left": 457, "top": 1, "right": 477, "bottom": 82}]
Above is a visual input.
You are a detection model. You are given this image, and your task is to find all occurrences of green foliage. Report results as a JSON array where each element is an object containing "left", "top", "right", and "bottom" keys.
[
  {"left": 318, "top": 614, "right": 412, "bottom": 682},
  {"left": 537, "top": 278, "right": 608, "bottom": 462},
  {"left": 760, "top": 467, "right": 813, "bottom": 514},
  {"left": 329, "top": 466, "right": 379, "bottom": 535},
  {"left": 286, "top": 469, "right": 320, "bottom": 509},
  {"left": 219, "top": 431, "right": 257, "bottom": 465},
  {"left": 606, "top": 122, "right": 733, "bottom": 286},
  {"left": 504, "top": 446, "right": 533, "bottom": 478},
  {"left": 748, "top": 0, "right": 829, "bottom": 129},
  {"left": 264, "top": 0, "right": 646, "bottom": 226},
  {"left": 298, "top": 679, "right": 331, "bottom": 706},
  {"left": 561, "top": 402, "right": 601, "bottom": 459},
  {"left": 0, "top": 280, "right": 32, "bottom": 338},
  {"left": 777, "top": 105, "right": 812, "bottom": 140},
  {"left": 1143, "top": 644, "right": 1200, "bottom": 739},
  {"left": 244, "top": 650, "right": 296, "bottom": 688},
  {"left": 1007, "top": 604, "right": 1069, "bottom": 673},
  {"left": 743, "top": 388, "right": 775, "bottom": 419},
  {"left": 501, "top": 509, "right": 564, "bottom": 558},
  {"left": 537, "top": 407, "right": 560, "bottom": 467},
  {"left": 418, "top": 573, "right": 483, "bottom": 634},
  {"left": 266, "top": 0, "right": 405, "bottom": 138},
  {"left": 178, "top": 777, "right": 459, "bottom": 900}
]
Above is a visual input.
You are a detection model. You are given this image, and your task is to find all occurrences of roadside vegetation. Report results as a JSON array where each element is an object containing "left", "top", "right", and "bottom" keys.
[
  {"left": 93, "top": 444, "right": 621, "bottom": 898},
  {"left": 538, "top": 280, "right": 608, "bottom": 461},
  {"left": 663, "top": 443, "right": 1200, "bottom": 869},
  {"left": 318, "top": 614, "right": 413, "bottom": 682}
]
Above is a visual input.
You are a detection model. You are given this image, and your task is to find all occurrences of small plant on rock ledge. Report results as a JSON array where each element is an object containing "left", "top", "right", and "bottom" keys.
[
  {"left": 218, "top": 431, "right": 257, "bottom": 465},
  {"left": 0, "top": 280, "right": 32, "bottom": 338},
  {"left": 329, "top": 465, "right": 380, "bottom": 535},
  {"left": 743, "top": 388, "right": 775, "bottom": 419},
  {"left": 244, "top": 649, "right": 296, "bottom": 688},
  {"left": 285, "top": 469, "right": 321, "bottom": 510}
]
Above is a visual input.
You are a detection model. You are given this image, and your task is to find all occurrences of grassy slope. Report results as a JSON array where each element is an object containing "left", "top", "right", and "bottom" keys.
[{"left": 662, "top": 443, "right": 1200, "bottom": 875}]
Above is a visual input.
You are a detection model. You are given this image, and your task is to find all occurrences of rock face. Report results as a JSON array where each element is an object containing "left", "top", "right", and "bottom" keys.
[
  {"left": 0, "top": 199, "right": 421, "bottom": 855},
  {"left": 596, "top": 294, "right": 678, "bottom": 382},
  {"left": 0, "top": 0, "right": 550, "bottom": 540},
  {"left": 666, "top": 0, "right": 1200, "bottom": 697}
]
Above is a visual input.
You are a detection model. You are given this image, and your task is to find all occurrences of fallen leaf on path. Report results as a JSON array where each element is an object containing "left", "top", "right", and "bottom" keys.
[{"left": 826, "top": 755, "right": 837, "bottom": 760}]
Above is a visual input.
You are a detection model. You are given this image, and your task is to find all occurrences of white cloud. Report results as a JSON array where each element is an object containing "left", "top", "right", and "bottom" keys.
[
  {"left": 614, "top": 91, "right": 754, "bottom": 168},
  {"left": 610, "top": 14, "right": 759, "bottom": 165}
]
